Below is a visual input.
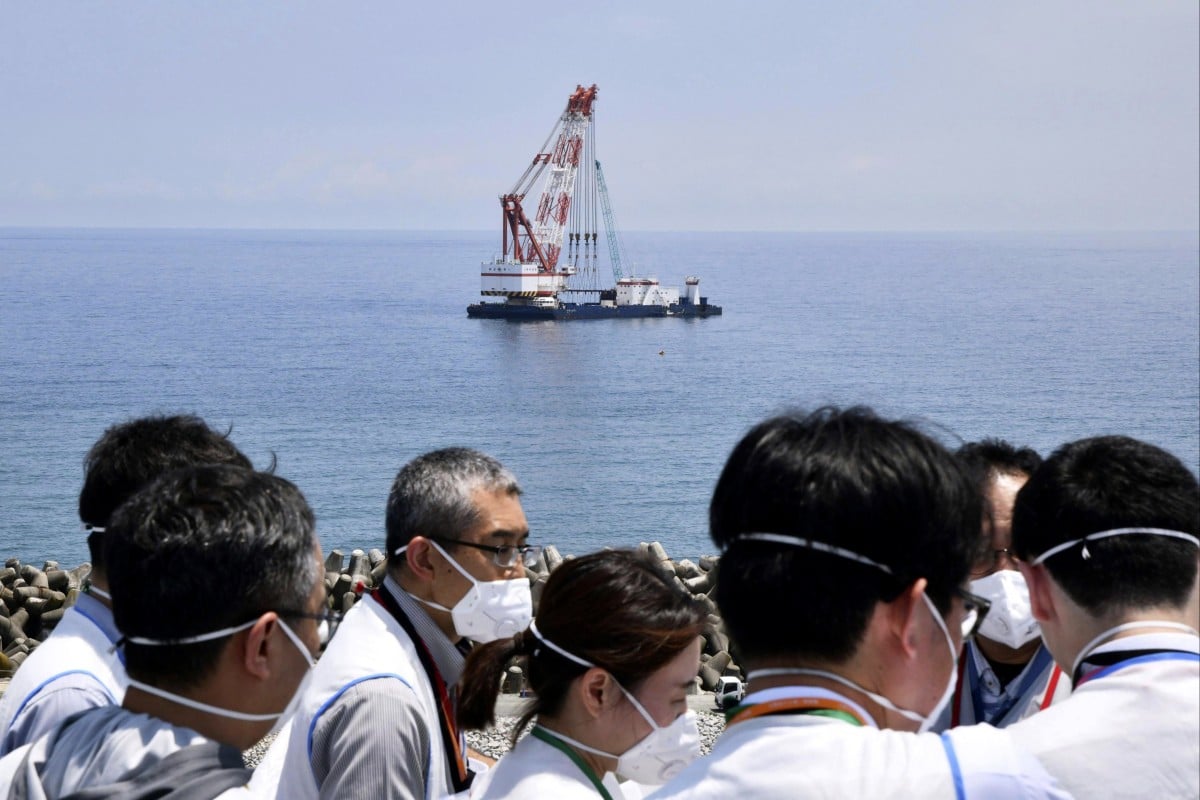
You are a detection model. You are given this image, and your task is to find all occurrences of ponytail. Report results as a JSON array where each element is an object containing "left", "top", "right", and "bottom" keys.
[{"left": 457, "top": 632, "right": 529, "bottom": 730}]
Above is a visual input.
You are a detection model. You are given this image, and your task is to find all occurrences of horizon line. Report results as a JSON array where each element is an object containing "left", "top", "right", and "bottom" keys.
[{"left": 3, "top": 225, "right": 1198, "bottom": 236}]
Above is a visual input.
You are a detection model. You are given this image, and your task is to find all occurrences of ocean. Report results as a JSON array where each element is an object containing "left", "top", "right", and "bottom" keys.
[{"left": 2, "top": 228, "right": 1197, "bottom": 567}]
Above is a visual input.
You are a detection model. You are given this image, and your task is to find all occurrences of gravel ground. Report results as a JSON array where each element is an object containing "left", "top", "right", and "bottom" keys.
[
  {"left": 244, "top": 694, "right": 727, "bottom": 767},
  {"left": 466, "top": 706, "right": 726, "bottom": 760}
]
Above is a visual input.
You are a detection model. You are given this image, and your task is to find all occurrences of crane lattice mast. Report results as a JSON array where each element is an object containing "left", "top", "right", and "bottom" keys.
[
  {"left": 594, "top": 159, "right": 626, "bottom": 284},
  {"left": 500, "top": 84, "right": 598, "bottom": 274}
]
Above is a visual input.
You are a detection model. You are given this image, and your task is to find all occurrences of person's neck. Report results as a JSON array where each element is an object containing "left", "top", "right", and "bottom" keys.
[
  {"left": 975, "top": 635, "right": 1041, "bottom": 668},
  {"left": 538, "top": 714, "right": 618, "bottom": 781},
  {"left": 87, "top": 571, "right": 112, "bottom": 610},
  {"left": 1068, "top": 608, "right": 1199, "bottom": 668},
  {"left": 747, "top": 660, "right": 894, "bottom": 729},
  {"left": 123, "top": 680, "right": 262, "bottom": 751},
  {"left": 394, "top": 570, "right": 459, "bottom": 641}
]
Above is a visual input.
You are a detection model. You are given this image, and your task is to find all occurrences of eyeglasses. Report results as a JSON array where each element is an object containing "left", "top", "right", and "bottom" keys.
[
  {"left": 432, "top": 537, "right": 543, "bottom": 568},
  {"left": 278, "top": 608, "right": 342, "bottom": 646},
  {"left": 970, "top": 548, "right": 1017, "bottom": 577},
  {"left": 955, "top": 588, "right": 991, "bottom": 640}
]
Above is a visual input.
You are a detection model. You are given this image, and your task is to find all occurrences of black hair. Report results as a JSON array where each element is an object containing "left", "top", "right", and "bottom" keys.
[
  {"left": 457, "top": 549, "right": 705, "bottom": 739},
  {"left": 385, "top": 447, "right": 521, "bottom": 564},
  {"left": 709, "top": 407, "right": 980, "bottom": 665},
  {"left": 956, "top": 439, "right": 1042, "bottom": 563},
  {"left": 107, "top": 464, "right": 318, "bottom": 688},
  {"left": 78, "top": 415, "right": 251, "bottom": 572},
  {"left": 956, "top": 439, "right": 1043, "bottom": 484},
  {"left": 1012, "top": 435, "right": 1199, "bottom": 615}
]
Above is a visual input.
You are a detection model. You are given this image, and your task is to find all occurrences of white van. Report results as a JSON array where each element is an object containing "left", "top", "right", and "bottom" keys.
[{"left": 714, "top": 676, "right": 745, "bottom": 710}]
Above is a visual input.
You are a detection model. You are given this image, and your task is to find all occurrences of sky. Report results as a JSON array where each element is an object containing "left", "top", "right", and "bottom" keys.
[{"left": 1, "top": 1, "right": 1197, "bottom": 231}]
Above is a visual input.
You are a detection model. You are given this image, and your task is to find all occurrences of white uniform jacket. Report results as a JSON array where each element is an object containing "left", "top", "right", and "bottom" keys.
[
  {"left": 1007, "top": 632, "right": 1200, "bottom": 799},
  {"left": 255, "top": 590, "right": 452, "bottom": 800},
  {"left": 933, "top": 641, "right": 1071, "bottom": 731},
  {"left": 471, "top": 727, "right": 636, "bottom": 800},
  {"left": 0, "top": 704, "right": 253, "bottom": 800},
  {"left": 649, "top": 687, "right": 1071, "bottom": 800},
  {"left": 0, "top": 596, "right": 128, "bottom": 756}
]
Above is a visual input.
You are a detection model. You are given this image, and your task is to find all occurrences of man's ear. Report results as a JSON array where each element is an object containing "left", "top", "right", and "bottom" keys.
[
  {"left": 577, "top": 667, "right": 615, "bottom": 719},
  {"left": 886, "top": 578, "right": 929, "bottom": 660},
  {"left": 404, "top": 537, "right": 438, "bottom": 583},
  {"left": 1018, "top": 561, "right": 1057, "bottom": 624},
  {"left": 242, "top": 612, "right": 276, "bottom": 680}
]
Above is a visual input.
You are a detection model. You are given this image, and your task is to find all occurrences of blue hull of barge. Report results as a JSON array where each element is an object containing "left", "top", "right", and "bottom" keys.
[{"left": 467, "top": 301, "right": 723, "bottom": 321}]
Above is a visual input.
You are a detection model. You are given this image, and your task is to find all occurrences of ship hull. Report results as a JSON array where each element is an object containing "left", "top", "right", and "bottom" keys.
[{"left": 466, "top": 301, "right": 722, "bottom": 321}]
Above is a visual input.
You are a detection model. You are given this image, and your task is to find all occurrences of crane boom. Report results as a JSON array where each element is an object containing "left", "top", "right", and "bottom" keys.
[
  {"left": 499, "top": 84, "right": 598, "bottom": 274},
  {"left": 594, "top": 159, "right": 626, "bottom": 283}
]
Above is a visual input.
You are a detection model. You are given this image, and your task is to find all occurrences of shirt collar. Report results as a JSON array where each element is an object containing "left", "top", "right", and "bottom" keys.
[
  {"left": 1088, "top": 631, "right": 1200, "bottom": 659},
  {"left": 74, "top": 591, "right": 121, "bottom": 645},
  {"left": 383, "top": 575, "right": 466, "bottom": 686},
  {"left": 740, "top": 684, "right": 879, "bottom": 728}
]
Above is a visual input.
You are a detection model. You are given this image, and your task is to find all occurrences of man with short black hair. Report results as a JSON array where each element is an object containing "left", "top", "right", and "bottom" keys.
[
  {"left": 0, "top": 415, "right": 251, "bottom": 756},
  {"left": 0, "top": 464, "right": 327, "bottom": 799},
  {"left": 1007, "top": 435, "right": 1199, "bottom": 797},
  {"left": 932, "top": 439, "right": 1070, "bottom": 731},
  {"left": 652, "top": 408, "right": 1068, "bottom": 799},
  {"left": 259, "top": 447, "right": 538, "bottom": 800}
]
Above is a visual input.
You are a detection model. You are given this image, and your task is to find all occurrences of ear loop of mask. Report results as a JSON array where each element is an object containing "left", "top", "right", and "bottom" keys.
[
  {"left": 394, "top": 540, "right": 481, "bottom": 614},
  {"left": 1021, "top": 528, "right": 1200, "bottom": 682},
  {"left": 1030, "top": 527, "right": 1199, "bottom": 566},
  {"left": 124, "top": 617, "right": 313, "bottom": 721},
  {"left": 526, "top": 621, "right": 666, "bottom": 759}
]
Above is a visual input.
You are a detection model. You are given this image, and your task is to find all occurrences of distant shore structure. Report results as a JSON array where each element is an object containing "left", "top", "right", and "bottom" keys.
[{"left": 468, "top": 84, "right": 722, "bottom": 321}]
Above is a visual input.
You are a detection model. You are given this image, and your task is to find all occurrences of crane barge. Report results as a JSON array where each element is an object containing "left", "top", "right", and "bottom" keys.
[{"left": 467, "top": 84, "right": 722, "bottom": 321}]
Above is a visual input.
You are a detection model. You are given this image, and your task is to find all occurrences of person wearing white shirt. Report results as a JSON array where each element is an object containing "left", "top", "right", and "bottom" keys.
[
  {"left": 457, "top": 549, "right": 706, "bottom": 799},
  {"left": 255, "top": 447, "right": 536, "bottom": 800},
  {"left": 932, "top": 440, "right": 1070, "bottom": 732},
  {"left": 0, "top": 464, "right": 328, "bottom": 800},
  {"left": 1007, "top": 434, "right": 1200, "bottom": 799},
  {"left": 650, "top": 407, "right": 1070, "bottom": 800},
  {"left": 0, "top": 414, "right": 251, "bottom": 756}
]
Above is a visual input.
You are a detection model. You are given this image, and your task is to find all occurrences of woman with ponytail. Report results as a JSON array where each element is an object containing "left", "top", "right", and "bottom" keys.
[{"left": 458, "top": 549, "right": 706, "bottom": 799}]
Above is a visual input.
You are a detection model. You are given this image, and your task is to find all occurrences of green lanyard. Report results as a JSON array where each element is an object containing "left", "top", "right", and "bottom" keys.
[{"left": 530, "top": 726, "right": 616, "bottom": 800}]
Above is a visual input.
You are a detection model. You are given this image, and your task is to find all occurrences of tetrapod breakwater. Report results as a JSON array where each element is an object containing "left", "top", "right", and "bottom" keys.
[{"left": 1, "top": 543, "right": 742, "bottom": 693}]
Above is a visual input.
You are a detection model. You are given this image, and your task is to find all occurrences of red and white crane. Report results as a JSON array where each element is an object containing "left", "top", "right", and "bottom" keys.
[
  {"left": 470, "top": 85, "right": 722, "bottom": 320},
  {"left": 483, "top": 84, "right": 599, "bottom": 301}
]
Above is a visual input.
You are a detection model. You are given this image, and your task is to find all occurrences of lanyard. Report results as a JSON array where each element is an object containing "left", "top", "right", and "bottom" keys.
[
  {"left": 371, "top": 587, "right": 472, "bottom": 793},
  {"left": 954, "top": 644, "right": 1057, "bottom": 726},
  {"left": 725, "top": 696, "right": 867, "bottom": 727},
  {"left": 1074, "top": 650, "right": 1200, "bottom": 688},
  {"left": 531, "top": 727, "right": 615, "bottom": 800}
]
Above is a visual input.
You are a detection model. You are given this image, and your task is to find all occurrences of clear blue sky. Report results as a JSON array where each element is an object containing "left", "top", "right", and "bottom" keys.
[{"left": 2, "top": 1, "right": 1196, "bottom": 231}]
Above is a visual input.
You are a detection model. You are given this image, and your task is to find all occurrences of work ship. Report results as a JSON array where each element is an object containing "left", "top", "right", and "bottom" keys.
[{"left": 467, "top": 84, "right": 722, "bottom": 322}]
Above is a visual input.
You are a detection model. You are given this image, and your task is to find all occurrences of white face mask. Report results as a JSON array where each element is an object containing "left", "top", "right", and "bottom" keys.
[
  {"left": 125, "top": 616, "right": 314, "bottom": 732},
  {"left": 527, "top": 621, "right": 701, "bottom": 785},
  {"left": 407, "top": 540, "right": 532, "bottom": 644},
  {"left": 612, "top": 691, "right": 702, "bottom": 784},
  {"left": 735, "top": 533, "right": 960, "bottom": 733},
  {"left": 970, "top": 569, "right": 1041, "bottom": 649}
]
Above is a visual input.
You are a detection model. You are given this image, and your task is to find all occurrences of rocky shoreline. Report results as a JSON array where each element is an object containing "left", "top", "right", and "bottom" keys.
[
  {"left": 2, "top": 542, "right": 743, "bottom": 690},
  {"left": 3, "top": 542, "right": 734, "bottom": 762}
]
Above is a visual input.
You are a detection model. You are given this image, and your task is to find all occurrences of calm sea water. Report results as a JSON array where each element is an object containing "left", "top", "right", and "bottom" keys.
[{"left": 2, "top": 228, "right": 1197, "bottom": 567}]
